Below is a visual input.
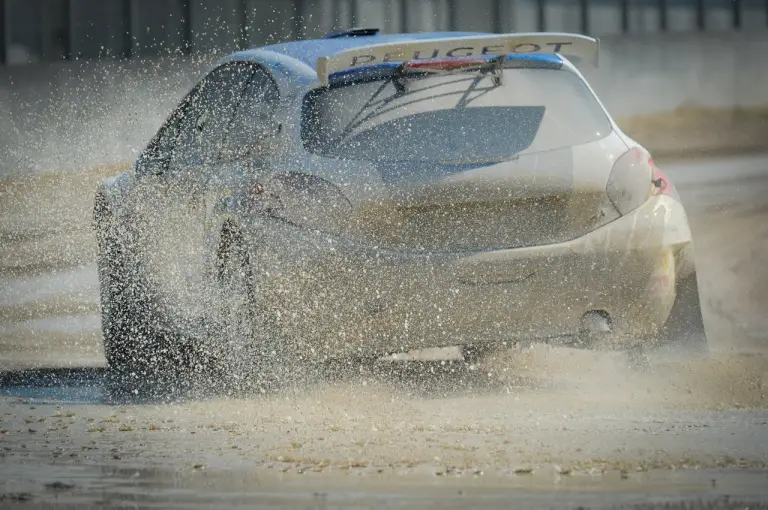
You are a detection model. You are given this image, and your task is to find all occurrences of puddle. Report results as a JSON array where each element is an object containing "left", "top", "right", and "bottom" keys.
[
  {"left": 0, "top": 367, "right": 105, "bottom": 404},
  {"left": 2, "top": 462, "right": 768, "bottom": 509}
]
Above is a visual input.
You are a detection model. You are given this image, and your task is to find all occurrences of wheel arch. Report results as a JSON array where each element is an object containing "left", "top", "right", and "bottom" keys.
[
  {"left": 210, "top": 187, "right": 270, "bottom": 260},
  {"left": 93, "top": 169, "right": 137, "bottom": 232}
]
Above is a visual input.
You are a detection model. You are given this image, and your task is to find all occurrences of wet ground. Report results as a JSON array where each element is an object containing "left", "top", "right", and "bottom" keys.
[{"left": 0, "top": 155, "right": 767, "bottom": 508}]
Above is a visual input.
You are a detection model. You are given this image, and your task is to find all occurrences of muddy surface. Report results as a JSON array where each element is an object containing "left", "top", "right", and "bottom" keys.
[{"left": 1, "top": 155, "right": 768, "bottom": 508}]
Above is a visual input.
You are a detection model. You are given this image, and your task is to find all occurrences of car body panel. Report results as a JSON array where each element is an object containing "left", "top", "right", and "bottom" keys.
[
  {"left": 235, "top": 192, "right": 692, "bottom": 357},
  {"left": 279, "top": 133, "right": 627, "bottom": 252},
  {"left": 95, "top": 31, "right": 705, "bottom": 360}
]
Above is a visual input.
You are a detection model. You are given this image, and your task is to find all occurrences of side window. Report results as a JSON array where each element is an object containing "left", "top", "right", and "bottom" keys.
[
  {"left": 136, "top": 92, "right": 193, "bottom": 177},
  {"left": 168, "top": 63, "right": 255, "bottom": 171},
  {"left": 220, "top": 68, "right": 280, "bottom": 162}
]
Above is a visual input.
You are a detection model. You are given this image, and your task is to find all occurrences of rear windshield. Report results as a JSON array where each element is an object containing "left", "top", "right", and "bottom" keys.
[{"left": 301, "top": 67, "right": 612, "bottom": 164}]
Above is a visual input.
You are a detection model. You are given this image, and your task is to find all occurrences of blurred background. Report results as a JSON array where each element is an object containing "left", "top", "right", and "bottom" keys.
[{"left": 3, "top": 0, "right": 768, "bottom": 59}]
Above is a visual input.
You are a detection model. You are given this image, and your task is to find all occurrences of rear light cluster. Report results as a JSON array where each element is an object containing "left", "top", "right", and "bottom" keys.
[
  {"left": 649, "top": 158, "right": 679, "bottom": 199},
  {"left": 606, "top": 147, "right": 679, "bottom": 216},
  {"left": 606, "top": 147, "right": 653, "bottom": 215}
]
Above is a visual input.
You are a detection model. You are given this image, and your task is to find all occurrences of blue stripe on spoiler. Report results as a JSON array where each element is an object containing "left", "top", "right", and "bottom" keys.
[{"left": 327, "top": 53, "right": 563, "bottom": 85}]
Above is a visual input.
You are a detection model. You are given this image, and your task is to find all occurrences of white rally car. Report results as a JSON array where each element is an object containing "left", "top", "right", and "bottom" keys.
[{"left": 94, "top": 29, "right": 707, "bottom": 388}]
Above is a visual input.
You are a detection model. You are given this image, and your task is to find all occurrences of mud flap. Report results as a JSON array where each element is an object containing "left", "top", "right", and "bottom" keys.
[{"left": 653, "top": 271, "right": 709, "bottom": 355}]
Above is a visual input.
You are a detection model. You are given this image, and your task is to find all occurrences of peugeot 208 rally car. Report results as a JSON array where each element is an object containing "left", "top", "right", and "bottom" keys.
[{"left": 94, "top": 29, "right": 707, "bottom": 386}]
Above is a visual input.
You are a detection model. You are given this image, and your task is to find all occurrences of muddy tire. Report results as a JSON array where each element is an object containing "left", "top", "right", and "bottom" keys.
[
  {"left": 215, "top": 223, "right": 294, "bottom": 392},
  {"left": 97, "top": 229, "right": 152, "bottom": 390},
  {"left": 95, "top": 203, "right": 135, "bottom": 374}
]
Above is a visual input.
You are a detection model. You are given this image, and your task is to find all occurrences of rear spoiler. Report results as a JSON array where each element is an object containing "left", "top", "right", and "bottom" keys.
[{"left": 316, "top": 32, "right": 599, "bottom": 86}]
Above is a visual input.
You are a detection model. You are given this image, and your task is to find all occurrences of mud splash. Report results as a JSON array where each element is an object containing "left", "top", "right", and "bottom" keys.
[{"left": 1, "top": 156, "right": 768, "bottom": 507}]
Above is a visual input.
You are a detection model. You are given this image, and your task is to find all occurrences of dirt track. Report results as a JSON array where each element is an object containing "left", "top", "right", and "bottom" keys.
[{"left": 0, "top": 155, "right": 767, "bottom": 508}]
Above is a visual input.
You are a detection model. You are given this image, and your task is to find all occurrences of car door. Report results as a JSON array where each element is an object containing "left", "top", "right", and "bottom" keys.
[{"left": 135, "top": 62, "right": 255, "bottom": 326}]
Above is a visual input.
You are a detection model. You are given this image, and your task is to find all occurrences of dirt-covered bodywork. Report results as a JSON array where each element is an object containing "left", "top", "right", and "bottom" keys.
[{"left": 94, "top": 31, "right": 707, "bottom": 380}]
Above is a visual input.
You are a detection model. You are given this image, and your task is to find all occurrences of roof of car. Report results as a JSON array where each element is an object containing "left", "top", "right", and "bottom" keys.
[{"left": 243, "top": 32, "right": 488, "bottom": 69}]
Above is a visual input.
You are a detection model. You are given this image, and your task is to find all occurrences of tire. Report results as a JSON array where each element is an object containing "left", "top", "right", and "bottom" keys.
[
  {"left": 97, "top": 219, "right": 149, "bottom": 398},
  {"left": 95, "top": 202, "right": 134, "bottom": 373},
  {"left": 215, "top": 222, "right": 295, "bottom": 392},
  {"left": 95, "top": 204, "right": 182, "bottom": 398}
]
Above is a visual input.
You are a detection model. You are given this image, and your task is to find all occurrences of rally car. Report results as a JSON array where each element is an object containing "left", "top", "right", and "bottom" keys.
[{"left": 94, "top": 29, "right": 707, "bottom": 385}]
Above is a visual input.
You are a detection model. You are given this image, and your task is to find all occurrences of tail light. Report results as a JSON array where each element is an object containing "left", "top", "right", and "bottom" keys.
[
  {"left": 606, "top": 147, "right": 653, "bottom": 215},
  {"left": 649, "top": 158, "right": 680, "bottom": 200},
  {"left": 607, "top": 148, "right": 681, "bottom": 216}
]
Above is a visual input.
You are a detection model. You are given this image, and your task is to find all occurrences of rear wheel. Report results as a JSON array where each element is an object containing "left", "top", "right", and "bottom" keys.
[{"left": 215, "top": 223, "right": 295, "bottom": 392}]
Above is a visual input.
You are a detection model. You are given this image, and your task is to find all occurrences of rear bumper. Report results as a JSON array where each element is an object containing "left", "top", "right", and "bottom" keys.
[{"left": 241, "top": 194, "right": 696, "bottom": 356}]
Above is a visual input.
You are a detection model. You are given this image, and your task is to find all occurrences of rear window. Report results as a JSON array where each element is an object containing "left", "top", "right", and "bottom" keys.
[{"left": 301, "top": 67, "right": 612, "bottom": 164}]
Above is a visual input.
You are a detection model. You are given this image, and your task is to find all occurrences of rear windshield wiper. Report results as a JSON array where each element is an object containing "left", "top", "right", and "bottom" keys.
[
  {"left": 322, "top": 57, "right": 507, "bottom": 154},
  {"left": 394, "top": 54, "right": 506, "bottom": 94}
]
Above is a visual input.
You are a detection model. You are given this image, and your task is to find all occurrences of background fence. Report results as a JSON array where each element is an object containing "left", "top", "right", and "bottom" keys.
[
  {"left": 2, "top": 0, "right": 768, "bottom": 65},
  {"left": 2, "top": 1, "right": 767, "bottom": 175}
]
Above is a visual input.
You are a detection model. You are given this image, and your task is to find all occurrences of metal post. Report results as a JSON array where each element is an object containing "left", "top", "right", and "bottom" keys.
[
  {"left": 0, "top": 0, "right": 7, "bottom": 64},
  {"left": 181, "top": 0, "right": 192, "bottom": 54},
  {"left": 621, "top": 0, "right": 629, "bottom": 33},
  {"left": 332, "top": 0, "right": 341, "bottom": 29},
  {"left": 399, "top": 0, "right": 408, "bottom": 32},
  {"left": 122, "top": 0, "right": 133, "bottom": 59},
  {"left": 448, "top": 0, "right": 457, "bottom": 30},
  {"left": 658, "top": 0, "right": 667, "bottom": 31},
  {"left": 63, "top": 0, "right": 72, "bottom": 60},
  {"left": 537, "top": 0, "right": 545, "bottom": 31},
  {"left": 733, "top": 0, "right": 741, "bottom": 29},
  {"left": 580, "top": 0, "right": 589, "bottom": 34},
  {"left": 293, "top": 0, "right": 304, "bottom": 39},
  {"left": 349, "top": 0, "right": 357, "bottom": 27},
  {"left": 493, "top": 0, "right": 502, "bottom": 32},
  {"left": 696, "top": 0, "right": 705, "bottom": 30},
  {"left": 41, "top": 3, "right": 50, "bottom": 59},
  {"left": 238, "top": 0, "right": 248, "bottom": 49}
]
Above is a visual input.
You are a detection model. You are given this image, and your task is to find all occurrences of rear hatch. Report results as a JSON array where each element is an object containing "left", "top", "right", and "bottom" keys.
[{"left": 301, "top": 58, "right": 619, "bottom": 252}]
